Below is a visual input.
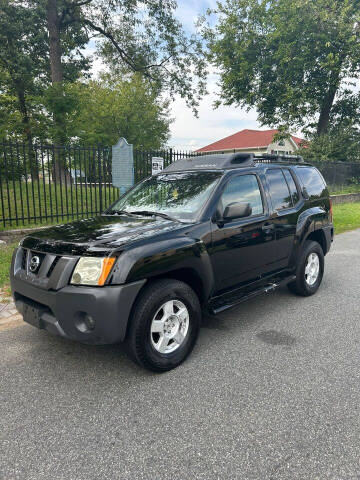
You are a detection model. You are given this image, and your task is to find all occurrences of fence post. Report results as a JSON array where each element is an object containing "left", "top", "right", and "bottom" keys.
[{"left": 98, "top": 146, "right": 103, "bottom": 212}]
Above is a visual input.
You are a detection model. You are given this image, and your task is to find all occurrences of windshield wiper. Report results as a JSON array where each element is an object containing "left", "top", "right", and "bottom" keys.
[
  {"left": 129, "top": 210, "right": 178, "bottom": 222},
  {"left": 104, "top": 209, "right": 136, "bottom": 216}
]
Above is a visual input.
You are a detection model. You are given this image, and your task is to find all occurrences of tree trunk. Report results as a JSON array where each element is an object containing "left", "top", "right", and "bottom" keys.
[
  {"left": 15, "top": 85, "right": 38, "bottom": 177},
  {"left": 16, "top": 86, "right": 33, "bottom": 145},
  {"left": 46, "top": 0, "right": 63, "bottom": 84},
  {"left": 316, "top": 83, "right": 338, "bottom": 136},
  {"left": 46, "top": 0, "right": 69, "bottom": 184}
]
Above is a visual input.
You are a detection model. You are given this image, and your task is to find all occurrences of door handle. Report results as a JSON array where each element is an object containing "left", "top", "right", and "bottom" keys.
[{"left": 262, "top": 223, "right": 275, "bottom": 232}]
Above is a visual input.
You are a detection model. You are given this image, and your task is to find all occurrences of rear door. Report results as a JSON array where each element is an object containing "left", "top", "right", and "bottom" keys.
[{"left": 265, "top": 168, "right": 300, "bottom": 269}]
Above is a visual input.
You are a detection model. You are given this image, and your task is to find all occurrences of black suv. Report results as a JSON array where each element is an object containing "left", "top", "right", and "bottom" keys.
[{"left": 10, "top": 153, "right": 333, "bottom": 371}]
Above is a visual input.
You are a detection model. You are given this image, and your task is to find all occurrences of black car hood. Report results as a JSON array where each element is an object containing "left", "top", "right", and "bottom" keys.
[{"left": 22, "top": 215, "right": 188, "bottom": 255}]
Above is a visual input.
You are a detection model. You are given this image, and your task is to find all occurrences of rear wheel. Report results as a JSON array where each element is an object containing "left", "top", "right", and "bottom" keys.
[
  {"left": 126, "top": 279, "right": 201, "bottom": 372},
  {"left": 287, "top": 240, "right": 324, "bottom": 296}
]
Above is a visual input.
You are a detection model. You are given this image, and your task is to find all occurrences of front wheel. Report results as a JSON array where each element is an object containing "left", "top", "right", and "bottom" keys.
[
  {"left": 287, "top": 240, "right": 324, "bottom": 296},
  {"left": 126, "top": 279, "right": 201, "bottom": 372}
]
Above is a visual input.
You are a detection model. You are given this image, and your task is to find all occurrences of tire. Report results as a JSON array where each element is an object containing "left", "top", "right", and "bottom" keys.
[
  {"left": 287, "top": 240, "right": 324, "bottom": 297},
  {"left": 126, "top": 279, "right": 201, "bottom": 372}
]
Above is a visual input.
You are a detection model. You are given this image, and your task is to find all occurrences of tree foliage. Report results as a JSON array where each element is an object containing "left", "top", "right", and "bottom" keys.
[
  {"left": 0, "top": 0, "right": 205, "bottom": 151},
  {"left": 0, "top": 1, "right": 48, "bottom": 142},
  {"left": 300, "top": 127, "right": 360, "bottom": 163},
  {"left": 203, "top": 0, "right": 360, "bottom": 136},
  {"left": 56, "top": 0, "right": 207, "bottom": 113},
  {"left": 68, "top": 75, "right": 171, "bottom": 148}
]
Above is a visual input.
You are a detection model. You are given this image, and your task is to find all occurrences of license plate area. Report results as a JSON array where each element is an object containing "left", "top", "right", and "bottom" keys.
[{"left": 23, "top": 303, "right": 44, "bottom": 328}]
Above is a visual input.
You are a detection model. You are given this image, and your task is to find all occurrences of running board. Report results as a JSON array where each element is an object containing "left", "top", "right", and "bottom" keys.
[{"left": 208, "top": 275, "right": 296, "bottom": 315}]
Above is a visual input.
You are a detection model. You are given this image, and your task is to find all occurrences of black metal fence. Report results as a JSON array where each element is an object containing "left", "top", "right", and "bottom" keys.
[
  {"left": 0, "top": 142, "right": 119, "bottom": 229},
  {"left": 312, "top": 161, "right": 360, "bottom": 192},
  {"left": 133, "top": 148, "right": 194, "bottom": 182},
  {"left": 0, "top": 142, "right": 198, "bottom": 229},
  {"left": 1, "top": 141, "right": 360, "bottom": 230}
]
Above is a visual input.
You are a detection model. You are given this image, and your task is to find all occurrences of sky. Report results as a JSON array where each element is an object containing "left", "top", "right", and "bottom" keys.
[
  {"left": 169, "top": 0, "right": 260, "bottom": 150},
  {"left": 88, "top": 0, "right": 262, "bottom": 151}
]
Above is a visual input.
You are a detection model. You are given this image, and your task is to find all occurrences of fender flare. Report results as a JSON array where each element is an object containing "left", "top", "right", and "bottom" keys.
[
  {"left": 110, "top": 237, "right": 214, "bottom": 301},
  {"left": 290, "top": 207, "right": 326, "bottom": 267}
]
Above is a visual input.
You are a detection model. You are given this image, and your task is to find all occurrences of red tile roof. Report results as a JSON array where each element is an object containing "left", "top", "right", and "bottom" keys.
[
  {"left": 196, "top": 129, "right": 305, "bottom": 152},
  {"left": 291, "top": 135, "right": 306, "bottom": 147}
]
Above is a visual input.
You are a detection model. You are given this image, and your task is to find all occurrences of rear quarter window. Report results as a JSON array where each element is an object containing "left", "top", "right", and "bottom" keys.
[{"left": 295, "top": 167, "right": 327, "bottom": 198}]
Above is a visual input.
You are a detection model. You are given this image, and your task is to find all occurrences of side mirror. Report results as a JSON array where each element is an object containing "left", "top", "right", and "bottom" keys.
[
  {"left": 223, "top": 202, "right": 252, "bottom": 221},
  {"left": 302, "top": 186, "right": 310, "bottom": 200}
]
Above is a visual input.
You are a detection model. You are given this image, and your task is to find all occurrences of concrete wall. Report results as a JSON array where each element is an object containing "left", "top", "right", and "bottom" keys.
[{"left": 330, "top": 193, "right": 360, "bottom": 205}]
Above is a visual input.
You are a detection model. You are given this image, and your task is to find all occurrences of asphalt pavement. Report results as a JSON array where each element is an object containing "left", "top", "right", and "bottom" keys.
[{"left": 0, "top": 229, "right": 360, "bottom": 479}]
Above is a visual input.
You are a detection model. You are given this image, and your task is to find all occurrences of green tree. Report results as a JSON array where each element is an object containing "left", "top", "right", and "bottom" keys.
[
  {"left": 0, "top": 0, "right": 89, "bottom": 146},
  {"left": 0, "top": 1, "right": 49, "bottom": 144},
  {"left": 43, "top": 0, "right": 90, "bottom": 144},
  {"left": 68, "top": 75, "right": 171, "bottom": 148},
  {"left": 300, "top": 127, "right": 360, "bottom": 163},
  {"left": 42, "top": 0, "right": 206, "bottom": 115},
  {"left": 203, "top": 0, "right": 360, "bottom": 136}
]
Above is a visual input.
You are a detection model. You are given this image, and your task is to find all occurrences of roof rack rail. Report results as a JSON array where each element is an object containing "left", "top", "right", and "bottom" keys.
[{"left": 254, "top": 154, "right": 304, "bottom": 163}]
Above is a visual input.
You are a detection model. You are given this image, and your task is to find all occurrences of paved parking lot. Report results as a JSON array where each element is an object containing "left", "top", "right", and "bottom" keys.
[{"left": 0, "top": 229, "right": 360, "bottom": 479}]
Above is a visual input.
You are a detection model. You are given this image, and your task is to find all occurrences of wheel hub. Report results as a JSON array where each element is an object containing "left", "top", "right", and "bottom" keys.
[
  {"left": 305, "top": 252, "right": 320, "bottom": 286},
  {"left": 150, "top": 300, "right": 190, "bottom": 354},
  {"left": 164, "top": 315, "right": 180, "bottom": 337}
]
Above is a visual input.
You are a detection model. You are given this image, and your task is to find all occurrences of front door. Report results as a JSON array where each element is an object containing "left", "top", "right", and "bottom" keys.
[{"left": 209, "top": 173, "right": 278, "bottom": 293}]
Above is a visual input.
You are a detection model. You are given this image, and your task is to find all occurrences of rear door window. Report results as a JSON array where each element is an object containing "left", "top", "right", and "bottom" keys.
[
  {"left": 283, "top": 169, "right": 299, "bottom": 205},
  {"left": 266, "top": 169, "right": 292, "bottom": 210},
  {"left": 295, "top": 167, "right": 326, "bottom": 198}
]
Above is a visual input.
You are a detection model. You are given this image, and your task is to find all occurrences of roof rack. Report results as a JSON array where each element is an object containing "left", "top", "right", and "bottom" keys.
[
  {"left": 162, "top": 152, "right": 254, "bottom": 172},
  {"left": 254, "top": 154, "right": 304, "bottom": 163},
  {"left": 162, "top": 152, "right": 304, "bottom": 173}
]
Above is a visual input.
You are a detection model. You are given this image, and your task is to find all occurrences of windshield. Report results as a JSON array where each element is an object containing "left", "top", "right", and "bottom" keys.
[{"left": 108, "top": 171, "right": 222, "bottom": 221}]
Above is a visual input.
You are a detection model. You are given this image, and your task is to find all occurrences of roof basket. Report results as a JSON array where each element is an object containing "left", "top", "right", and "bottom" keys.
[
  {"left": 163, "top": 152, "right": 254, "bottom": 172},
  {"left": 254, "top": 154, "right": 304, "bottom": 163},
  {"left": 229, "top": 153, "right": 254, "bottom": 165},
  {"left": 162, "top": 152, "right": 304, "bottom": 173}
]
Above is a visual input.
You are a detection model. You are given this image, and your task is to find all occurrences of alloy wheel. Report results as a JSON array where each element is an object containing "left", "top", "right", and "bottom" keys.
[{"left": 150, "top": 299, "right": 190, "bottom": 354}]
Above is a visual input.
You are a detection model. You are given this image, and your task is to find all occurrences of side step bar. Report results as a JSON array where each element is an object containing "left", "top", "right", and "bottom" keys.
[{"left": 208, "top": 275, "right": 296, "bottom": 315}]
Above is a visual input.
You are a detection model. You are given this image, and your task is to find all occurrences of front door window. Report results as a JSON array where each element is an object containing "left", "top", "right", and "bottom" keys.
[{"left": 220, "top": 174, "right": 264, "bottom": 217}]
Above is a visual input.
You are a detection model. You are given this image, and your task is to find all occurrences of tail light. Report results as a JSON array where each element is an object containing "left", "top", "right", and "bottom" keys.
[{"left": 329, "top": 198, "right": 333, "bottom": 222}]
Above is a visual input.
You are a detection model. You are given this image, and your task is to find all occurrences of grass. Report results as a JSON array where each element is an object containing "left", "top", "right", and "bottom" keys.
[
  {"left": 0, "top": 181, "right": 119, "bottom": 231},
  {"left": 332, "top": 202, "right": 360, "bottom": 234},
  {"left": 0, "top": 242, "right": 17, "bottom": 298},
  {"left": 0, "top": 202, "right": 359, "bottom": 296}
]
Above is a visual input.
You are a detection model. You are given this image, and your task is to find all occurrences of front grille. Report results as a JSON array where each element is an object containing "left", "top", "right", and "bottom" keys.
[
  {"left": 21, "top": 249, "right": 27, "bottom": 270},
  {"left": 47, "top": 256, "right": 60, "bottom": 277},
  {"left": 14, "top": 247, "right": 78, "bottom": 291}
]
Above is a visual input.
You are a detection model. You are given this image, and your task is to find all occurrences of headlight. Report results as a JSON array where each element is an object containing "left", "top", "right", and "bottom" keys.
[{"left": 71, "top": 257, "right": 116, "bottom": 286}]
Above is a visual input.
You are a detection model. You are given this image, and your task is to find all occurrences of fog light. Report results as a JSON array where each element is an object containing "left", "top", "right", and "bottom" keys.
[
  {"left": 84, "top": 314, "right": 95, "bottom": 331},
  {"left": 75, "top": 312, "right": 96, "bottom": 333}
]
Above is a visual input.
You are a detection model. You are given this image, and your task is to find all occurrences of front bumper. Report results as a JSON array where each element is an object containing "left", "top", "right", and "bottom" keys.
[{"left": 11, "top": 275, "right": 146, "bottom": 345}]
